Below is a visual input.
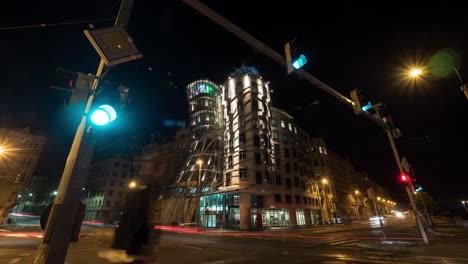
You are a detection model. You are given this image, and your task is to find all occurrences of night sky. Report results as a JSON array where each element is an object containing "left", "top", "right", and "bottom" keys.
[{"left": 3, "top": 1, "right": 467, "bottom": 207}]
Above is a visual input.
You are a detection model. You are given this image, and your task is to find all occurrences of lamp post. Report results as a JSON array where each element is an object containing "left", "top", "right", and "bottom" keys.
[
  {"left": 462, "top": 201, "right": 468, "bottom": 214},
  {"left": 321, "top": 179, "right": 333, "bottom": 225},
  {"left": 195, "top": 160, "right": 203, "bottom": 228}
]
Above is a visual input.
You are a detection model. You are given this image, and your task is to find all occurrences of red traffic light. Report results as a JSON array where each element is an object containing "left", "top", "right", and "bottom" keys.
[{"left": 400, "top": 174, "right": 410, "bottom": 183}]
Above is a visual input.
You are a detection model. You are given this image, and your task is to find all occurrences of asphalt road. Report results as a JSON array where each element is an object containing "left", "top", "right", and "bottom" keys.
[{"left": 1, "top": 216, "right": 468, "bottom": 264}]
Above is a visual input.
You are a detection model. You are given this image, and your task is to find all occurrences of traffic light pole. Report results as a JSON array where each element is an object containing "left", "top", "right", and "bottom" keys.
[
  {"left": 34, "top": 1, "right": 134, "bottom": 263},
  {"left": 383, "top": 125, "right": 429, "bottom": 245}
]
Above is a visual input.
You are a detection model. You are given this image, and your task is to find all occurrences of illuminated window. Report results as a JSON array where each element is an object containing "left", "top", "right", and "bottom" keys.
[
  {"left": 288, "top": 123, "right": 293, "bottom": 131},
  {"left": 280, "top": 120, "right": 286, "bottom": 128},
  {"left": 319, "top": 147, "right": 323, "bottom": 154},
  {"left": 294, "top": 127, "right": 298, "bottom": 134}
]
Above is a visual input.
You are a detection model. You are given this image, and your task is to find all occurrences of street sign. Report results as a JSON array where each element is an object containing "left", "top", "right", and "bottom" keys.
[{"left": 402, "top": 157, "right": 410, "bottom": 173}]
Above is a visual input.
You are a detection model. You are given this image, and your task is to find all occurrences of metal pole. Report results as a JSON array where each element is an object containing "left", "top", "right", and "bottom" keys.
[
  {"left": 374, "top": 198, "right": 387, "bottom": 240},
  {"left": 383, "top": 127, "right": 429, "bottom": 245},
  {"left": 322, "top": 182, "right": 333, "bottom": 225},
  {"left": 35, "top": 2, "right": 134, "bottom": 263},
  {"left": 196, "top": 162, "right": 202, "bottom": 228}
]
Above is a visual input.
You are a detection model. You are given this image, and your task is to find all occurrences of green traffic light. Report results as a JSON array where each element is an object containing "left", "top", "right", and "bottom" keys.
[
  {"left": 90, "top": 104, "right": 117, "bottom": 126},
  {"left": 292, "top": 54, "right": 307, "bottom": 70}
]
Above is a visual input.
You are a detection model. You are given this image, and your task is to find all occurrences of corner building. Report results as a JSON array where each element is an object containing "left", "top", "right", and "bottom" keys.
[{"left": 197, "top": 66, "right": 338, "bottom": 230}]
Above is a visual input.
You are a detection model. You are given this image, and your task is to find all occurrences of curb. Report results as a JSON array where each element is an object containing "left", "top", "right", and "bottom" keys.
[{"left": 357, "top": 242, "right": 424, "bottom": 253}]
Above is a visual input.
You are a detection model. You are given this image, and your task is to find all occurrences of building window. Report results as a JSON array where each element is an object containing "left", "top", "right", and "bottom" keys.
[
  {"left": 106, "top": 201, "right": 111, "bottom": 207},
  {"left": 273, "top": 130, "right": 279, "bottom": 140},
  {"left": 114, "top": 162, "right": 119, "bottom": 168},
  {"left": 294, "top": 127, "right": 298, "bottom": 134},
  {"left": 274, "top": 144, "right": 280, "bottom": 155},
  {"left": 256, "top": 171, "right": 262, "bottom": 184},
  {"left": 271, "top": 118, "right": 277, "bottom": 127},
  {"left": 255, "top": 152, "right": 261, "bottom": 164},
  {"left": 275, "top": 159, "right": 281, "bottom": 169},
  {"left": 239, "top": 133, "right": 246, "bottom": 144},
  {"left": 237, "top": 101, "right": 244, "bottom": 110},
  {"left": 251, "top": 82, "right": 258, "bottom": 93},
  {"left": 115, "top": 201, "right": 121, "bottom": 207},
  {"left": 121, "top": 172, "right": 126, "bottom": 178},
  {"left": 251, "top": 100, "right": 258, "bottom": 111},
  {"left": 288, "top": 123, "right": 293, "bottom": 131},
  {"left": 276, "top": 174, "right": 282, "bottom": 185},
  {"left": 110, "top": 180, "right": 115, "bottom": 186},
  {"left": 252, "top": 118, "right": 259, "bottom": 129},
  {"left": 226, "top": 172, "right": 231, "bottom": 186},
  {"left": 239, "top": 168, "right": 247, "bottom": 179},
  {"left": 293, "top": 162, "right": 298, "bottom": 172},
  {"left": 254, "top": 135, "right": 260, "bottom": 146},
  {"left": 314, "top": 159, "right": 319, "bottom": 166},
  {"left": 303, "top": 196, "right": 308, "bottom": 204},
  {"left": 239, "top": 150, "right": 247, "bottom": 160},
  {"left": 274, "top": 194, "right": 282, "bottom": 203},
  {"left": 284, "top": 148, "right": 290, "bottom": 158},
  {"left": 294, "top": 177, "right": 300, "bottom": 188},
  {"left": 224, "top": 87, "right": 229, "bottom": 100},
  {"left": 319, "top": 146, "right": 323, "bottom": 154},
  {"left": 228, "top": 156, "right": 233, "bottom": 168},
  {"left": 295, "top": 195, "right": 301, "bottom": 204},
  {"left": 301, "top": 181, "right": 306, "bottom": 191},
  {"left": 292, "top": 148, "right": 297, "bottom": 158},
  {"left": 108, "top": 190, "right": 113, "bottom": 196},
  {"left": 227, "top": 103, "right": 231, "bottom": 114},
  {"left": 285, "top": 195, "right": 292, "bottom": 204},
  {"left": 286, "top": 178, "right": 292, "bottom": 189},
  {"left": 236, "top": 82, "right": 243, "bottom": 94},
  {"left": 285, "top": 163, "right": 291, "bottom": 173},
  {"left": 282, "top": 135, "right": 288, "bottom": 144},
  {"left": 280, "top": 120, "right": 286, "bottom": 128}
]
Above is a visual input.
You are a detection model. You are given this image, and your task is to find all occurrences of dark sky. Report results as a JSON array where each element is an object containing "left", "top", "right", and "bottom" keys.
[{"left": 3, "top": 1, "right": 467, "bottom": 207}]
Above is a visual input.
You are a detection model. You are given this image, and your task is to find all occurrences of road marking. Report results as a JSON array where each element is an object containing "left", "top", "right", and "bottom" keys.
[
  {"left": 217, "top": 250, "right": 241, "bottom": 255},
  {"left": 179, "top": 245, "right": 203, "bottom": 250},
  {"left": 9, "top": 258, "right": 21, "bottom": 264}
]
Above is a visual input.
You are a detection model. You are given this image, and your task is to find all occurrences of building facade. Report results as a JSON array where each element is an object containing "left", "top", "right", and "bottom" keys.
[
  {"left": 0, "top": 127, "right": 46, "bottom": 226},
  {"left": 83, "top": 141, "right": 141, "bottom": 223}
]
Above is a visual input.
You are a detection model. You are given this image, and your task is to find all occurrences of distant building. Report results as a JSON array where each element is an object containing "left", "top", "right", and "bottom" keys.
[
  {"left": 0, "top": 127, "right": 46, "bottom": 226},
  {"left": 83, "top": 140, "right": 141, "bottom": 223},
  {"left": 13, "top": 174, "right": 58, "bottom": 215}
]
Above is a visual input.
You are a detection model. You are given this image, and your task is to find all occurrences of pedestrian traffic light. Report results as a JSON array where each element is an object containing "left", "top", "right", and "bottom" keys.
[
  {"left": 284, "top": 39, "right": 308, "bottom": 74},
  {"left": 350, "top": 89, "right": 372, "bottom": 115},
  {"left": 415, "top": 186, "right": 423, "bottom": 192},
  {"left": 90, "top": 104, "right": 117, "bottom": 126}
]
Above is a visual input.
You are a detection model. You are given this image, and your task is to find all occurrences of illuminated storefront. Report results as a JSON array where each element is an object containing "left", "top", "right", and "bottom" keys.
[
  {"left": 251, "top": 209, "right": 290, "bottom": 228},
  {"left": 200, "top": 193, "right": 241, "bottom": 228}
]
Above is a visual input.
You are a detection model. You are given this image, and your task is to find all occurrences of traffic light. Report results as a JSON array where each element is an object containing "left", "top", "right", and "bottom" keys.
[
  {"left": 285, "top": 39, "right": 308, "bottom": 74},
  {"left": 415, "top": 186, "right": 423, "bottom": 192},
  {"left": 50, "top": 68, "right": 92, "bottom": 107},
  {"left": 90, "top": 104, "right": 117, "bottom": 126},
  {"left": 350, "top": 89, "right": 373, "bottom": 115},
  {"left": 400, "top": 173, "right": 410, "bottom": 183}
]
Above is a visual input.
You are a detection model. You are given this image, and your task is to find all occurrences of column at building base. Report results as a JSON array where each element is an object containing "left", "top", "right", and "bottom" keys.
[
  {"left": 239, "top": 192, "right": 251, "bottom": 231},
  {"left": 304, "top": 209, "right": 312, "bottom": 226},
  {"left": 288, "top": 208, "right": 297, "bottom": 227}
]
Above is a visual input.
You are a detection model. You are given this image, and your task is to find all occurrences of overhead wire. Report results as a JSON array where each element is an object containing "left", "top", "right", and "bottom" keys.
[{"left": 0, "top": 17, "right": 115, "bottom": 31}]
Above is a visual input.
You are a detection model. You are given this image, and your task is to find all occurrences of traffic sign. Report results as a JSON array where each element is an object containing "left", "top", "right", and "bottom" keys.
[{"left": 401, "top": 157, "right": 410, "bottom": 173}]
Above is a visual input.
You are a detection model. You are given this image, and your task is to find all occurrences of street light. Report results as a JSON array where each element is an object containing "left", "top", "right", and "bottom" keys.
[
  {"left": 355, "top": 190, "right": 360, "bottom": 195},
  {"left": 377, "top": 197, "right": 381, "bottom": 201},
  {"left": 195, "top": 159, "right": 203, "bottom": 228},
  {"left": 409, "top": 68, "right": 422, "bottom": 77},
  {"left": 53, "top": 191, "right": 58, "bottom": 196},
  {"left": 0, "top": 146, "right": 4, "bottom": 155},
  {"left": 128, "top": 180, "right": 137, "bottom": 189}
]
